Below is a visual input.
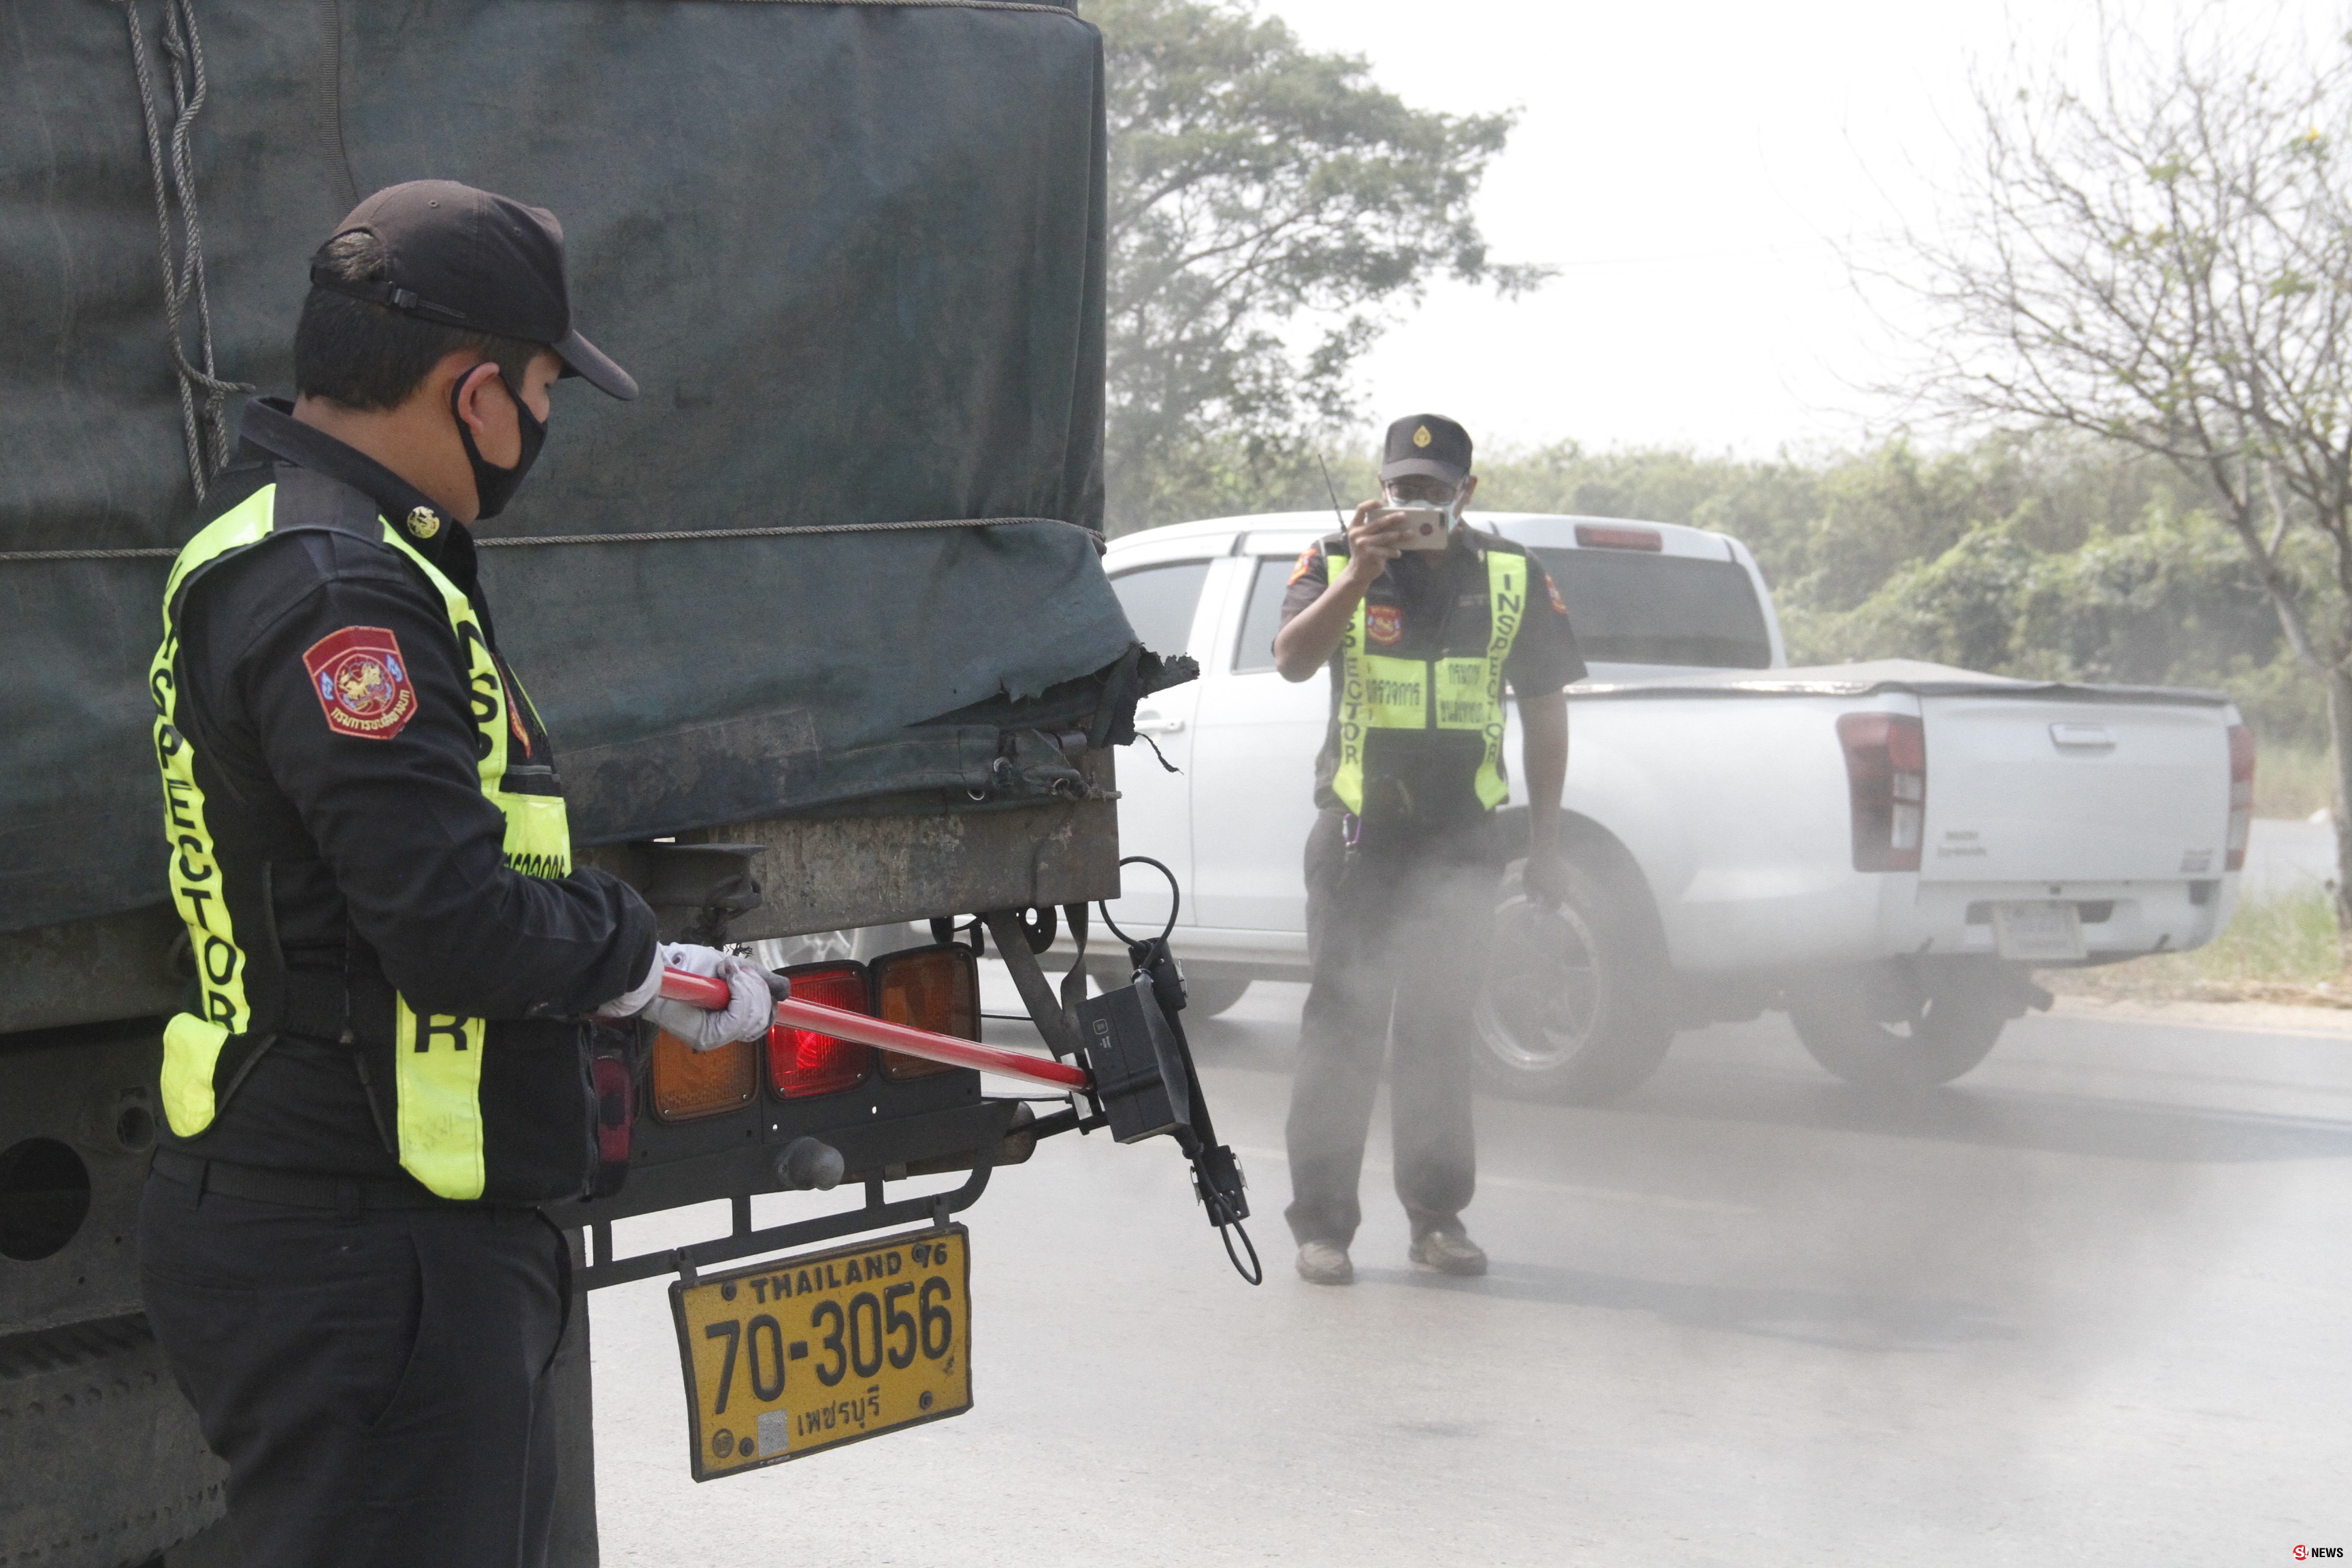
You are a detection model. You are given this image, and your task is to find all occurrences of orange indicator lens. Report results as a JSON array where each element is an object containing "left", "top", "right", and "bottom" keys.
[
  {"left": 872, "top": 945, "right": 980, "bottom": 1081},
  {"left": 650, "top": 1027, "right": 758, "bottom": 1122}
]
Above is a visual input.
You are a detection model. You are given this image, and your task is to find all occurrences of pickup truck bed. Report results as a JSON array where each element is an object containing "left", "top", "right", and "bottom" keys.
[{"left": 1100, "top": 510, "right": 2248, "bottom": 1096}]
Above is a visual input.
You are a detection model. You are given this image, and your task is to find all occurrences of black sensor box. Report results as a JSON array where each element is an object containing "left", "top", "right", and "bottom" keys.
[{"left": 1075, "top": 979, "right": 1194, "bottom": 1144}]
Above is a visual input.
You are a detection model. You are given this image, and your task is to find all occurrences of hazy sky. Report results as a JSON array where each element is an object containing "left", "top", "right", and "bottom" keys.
[{"left": 1258, "top": 0, "right": 2338, "bottom": 459}]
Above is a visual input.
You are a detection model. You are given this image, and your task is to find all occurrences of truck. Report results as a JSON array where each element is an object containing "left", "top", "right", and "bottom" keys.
[
  {"left": 0, "top": 5, "right": 1211, "bottom": 1564},
  {"left": 1098, "top": 509, "right": 2253, "bottom": 1098}
]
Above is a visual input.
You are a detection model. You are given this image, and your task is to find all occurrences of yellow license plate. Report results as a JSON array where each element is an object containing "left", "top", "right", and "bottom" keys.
[{"left": 669, "top": 1224, "right": 973, "bottom": 1481}]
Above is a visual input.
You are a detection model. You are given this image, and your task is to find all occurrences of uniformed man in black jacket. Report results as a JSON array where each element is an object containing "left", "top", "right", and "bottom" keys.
[
  {"left": 1273, "top": 414, "right": 1585, "bottom": 1286},
  {"left": 137, "top": 182, "right": 776, "bottom": 1567}
]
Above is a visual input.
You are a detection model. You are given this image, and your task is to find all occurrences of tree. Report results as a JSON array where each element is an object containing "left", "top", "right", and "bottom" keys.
[
  {"left": 1094, "top": 0, "right": 1541, "bottom": 530},
  {"left": 1894, "top": 16, "right": 2352, "bottom": 921}
]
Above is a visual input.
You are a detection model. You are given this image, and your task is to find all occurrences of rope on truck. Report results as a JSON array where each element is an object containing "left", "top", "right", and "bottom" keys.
[{"left": 121, "top": 0, "right": 251, "bottom": 503}]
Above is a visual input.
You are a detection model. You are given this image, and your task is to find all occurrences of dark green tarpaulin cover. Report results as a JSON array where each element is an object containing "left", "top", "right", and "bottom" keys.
[{"left": 0, "top": 0, "right": 1137, "bottom": 934}]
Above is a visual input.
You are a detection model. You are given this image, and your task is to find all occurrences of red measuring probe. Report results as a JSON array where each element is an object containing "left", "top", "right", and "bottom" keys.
[{"left": 659, "top": 967, "right": 1092, "bottom": 1092}]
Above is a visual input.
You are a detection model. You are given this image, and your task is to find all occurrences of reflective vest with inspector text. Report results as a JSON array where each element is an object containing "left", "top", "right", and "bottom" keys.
[
  {"left": 150, "top": 489, "right": 571, "bottom": 1201},
  {"left": 1328, "top": 542, "right": 1526, "bottom": 820}
]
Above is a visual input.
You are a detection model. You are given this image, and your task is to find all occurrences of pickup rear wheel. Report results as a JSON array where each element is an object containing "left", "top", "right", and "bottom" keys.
[
  {"left": 1180, "top": 977, "right": 1250, "bottom": 1019},
  {"left": 1788, "top": 990, "right": 2005, "bottom": 1088},
  {"left": 1473, "top": 860, "right": 1671, "bottom": 1103}
]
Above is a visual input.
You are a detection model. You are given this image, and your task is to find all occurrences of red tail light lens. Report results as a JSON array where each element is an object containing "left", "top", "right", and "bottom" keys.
[
  {"left": 1837, "top": 711, "right": 1926, "bottom": 872},
  {"left": 2227, "top": 723, "right": 2255, "bottom": 872},
  {"left": 872, "top": 945, "right": 979, "bottom": 1081},
  {"left": 592, "top": 1054, "right": 635, "bottom": 1162},
  {"left": 1573, "top": 523, "right": 1663, "bottom": 551},
  {"left": 769, "top": 961, "right": 871, "bottom": 1098}
]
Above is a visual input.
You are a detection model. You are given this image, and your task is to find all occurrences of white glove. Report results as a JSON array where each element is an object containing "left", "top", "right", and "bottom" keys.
[{"left": 600, "top": 942, "right": 775, "bottom": 1053}]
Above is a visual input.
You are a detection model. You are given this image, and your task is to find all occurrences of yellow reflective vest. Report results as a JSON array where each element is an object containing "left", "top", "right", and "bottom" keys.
[
  {"left": 1328, "top": 538, "right": 1527, "bottom": 821},
  {"left": 152, "top": 487, "right": 574, "bottom": 1201}
]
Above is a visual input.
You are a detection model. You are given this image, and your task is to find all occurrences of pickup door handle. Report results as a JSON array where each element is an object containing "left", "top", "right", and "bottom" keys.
[{"left": 1132, "top": 712, "right": 1186, "bottom": 735}]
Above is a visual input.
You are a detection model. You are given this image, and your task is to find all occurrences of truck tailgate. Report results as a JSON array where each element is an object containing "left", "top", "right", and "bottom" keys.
[{"left": 1919, "top": 696, "right": 2233, "bottom": 882}]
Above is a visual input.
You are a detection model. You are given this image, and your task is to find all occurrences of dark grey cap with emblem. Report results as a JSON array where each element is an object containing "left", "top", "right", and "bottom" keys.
[
  {"left": 1381, "top": 413, "right": 1473, "bottom": 485},
  {"left": 308, "top": 180, "right": 638, "bottom": 402}
]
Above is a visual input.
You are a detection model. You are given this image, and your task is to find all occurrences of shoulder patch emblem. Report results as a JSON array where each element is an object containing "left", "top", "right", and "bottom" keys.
[
  {"left": 1547, "top": 574, "right": 1569, "bottom": 617},
  {"left": 1366, "top": 604, "right": 1404, "bottom": 647},
  {"left": 303, "top": 626, "right": 417, "bottom": 740},
  {"left": 1288, "top": 544, "right": 1318, "bottom": 586}
]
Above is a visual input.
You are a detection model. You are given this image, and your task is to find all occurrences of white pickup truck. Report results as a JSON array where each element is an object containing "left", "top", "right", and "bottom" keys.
[{"left": 1100, "top": 510, "right": 2255, "bottom": 1097}]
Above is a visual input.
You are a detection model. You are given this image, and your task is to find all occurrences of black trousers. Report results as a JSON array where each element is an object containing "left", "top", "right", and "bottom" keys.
[
  {"left": 1284, "top": 808, "right": 1497, "bottom": 1248},
  {"left": 137, "top": 1172, "right": 570, "bottom": 1568}
]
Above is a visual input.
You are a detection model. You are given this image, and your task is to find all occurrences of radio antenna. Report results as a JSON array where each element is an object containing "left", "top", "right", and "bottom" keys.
[{"left": 1316, "top": 454, "right": 1347, "bottom": 529}]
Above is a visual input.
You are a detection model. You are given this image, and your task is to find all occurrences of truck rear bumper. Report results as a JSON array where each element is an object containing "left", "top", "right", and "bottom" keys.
[{"left": 1893, "top": 877, "right": 2234, "bottom": 960}]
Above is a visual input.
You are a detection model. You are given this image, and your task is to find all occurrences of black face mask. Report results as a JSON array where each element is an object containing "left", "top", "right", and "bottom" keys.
[{"left": 451, "top": 365, "right": 546, "bottom": 521}]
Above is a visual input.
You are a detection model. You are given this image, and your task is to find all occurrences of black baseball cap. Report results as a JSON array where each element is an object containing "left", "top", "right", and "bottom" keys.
[
  {"left": 308, "top": 180, "right": 638, "bottom": 401},
  {"left": 1381, "top": 413, "right": 1473, "bottom": 486}
]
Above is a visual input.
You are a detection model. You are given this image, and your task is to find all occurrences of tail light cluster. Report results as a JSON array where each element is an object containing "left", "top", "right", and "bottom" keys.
[
  {"left": 1836, "top": 711, "right": 1926, "bottom": 872},
  {"left": 649, "top": 944, "right": 981, "bottom": 1124},
  {"left": 2227, "top": 723, "right": 2256, "bottom": 872}
]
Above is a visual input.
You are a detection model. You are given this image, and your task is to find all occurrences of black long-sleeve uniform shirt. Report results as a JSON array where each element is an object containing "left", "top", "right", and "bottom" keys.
[{"left": 156, "top": 399, "right": 655, "bottom": 1182}]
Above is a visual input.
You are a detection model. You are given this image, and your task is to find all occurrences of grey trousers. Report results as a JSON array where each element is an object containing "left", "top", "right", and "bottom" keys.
[{"left": 1284, "top": 808, "right": 1497, "bottom": 1248}]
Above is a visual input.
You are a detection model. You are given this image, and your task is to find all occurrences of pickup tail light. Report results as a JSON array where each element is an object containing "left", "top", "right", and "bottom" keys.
[
  {"left": 872, "top": 945, "right": 979, "bottom": 1081},
  {"left": 770, "top": 962, "right": 871, "bottom": 1098},
  {"left": 2227, "top": 723, "right": 2256, "bottom": 872},
  {"left": 1837, "top": 711, "right": 1926, "bottom": 872},
  {"left": 1573, "top": 523, "right": 1663, "bottom": 552},
  {"left": 650, "top": 1024, "right": 759, "bottom": 1123}
]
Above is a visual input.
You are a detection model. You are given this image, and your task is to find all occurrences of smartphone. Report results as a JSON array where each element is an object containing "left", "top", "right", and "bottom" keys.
[{"left": 1390, "top": 503, "right": 1450, "bottom": 550}]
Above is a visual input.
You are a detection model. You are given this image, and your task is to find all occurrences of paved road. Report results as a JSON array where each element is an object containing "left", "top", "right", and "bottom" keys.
[
  {"left": 586, "top": 981, "right": 2352, "bottom": 1566},
  {"left": 2244, "top": 816, "right": 2336, "bottom": 900}
]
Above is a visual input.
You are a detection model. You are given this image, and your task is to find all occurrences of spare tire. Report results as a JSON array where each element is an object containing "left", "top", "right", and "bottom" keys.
[
  {"left": 1472, "top": 858, "right": 1672, "bottom": 1103},
  {"left": 0, "top": 1313, "right": 225, "bottom": 1567}
]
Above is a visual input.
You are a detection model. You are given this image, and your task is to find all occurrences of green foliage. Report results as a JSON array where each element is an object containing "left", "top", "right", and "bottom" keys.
[
  {"left": 1467, "top": 426, "right": 2331, "bottom": 752},
  {"left": 1094, "top": 0, "right": 1535, "bottom": 532},
  {"left": 2198, "top": 887, "right": 2344, "bottom": 985},
  {"left": 2071, "top": 885, "right": 2346, "bottom": 994}
]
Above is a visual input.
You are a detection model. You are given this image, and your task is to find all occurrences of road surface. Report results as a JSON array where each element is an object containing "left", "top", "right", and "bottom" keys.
[
  {"left": 2243, "top": 816, "right": 2335, "bottom": 901},
  {"left": 585, "top": 979, "right": 2352, "bottom": 1566}
]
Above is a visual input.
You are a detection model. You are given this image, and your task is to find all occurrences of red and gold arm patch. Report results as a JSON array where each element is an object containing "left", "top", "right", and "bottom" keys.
[
  {"left": 302, "top": 626, "right": 419, "bottom": 740},
  {"left": 1546, "top": 574, "right": 1569, "bottom": 617},
  {"left": 1288, "top": 544, "right": 1319, "bottom": 586}
]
